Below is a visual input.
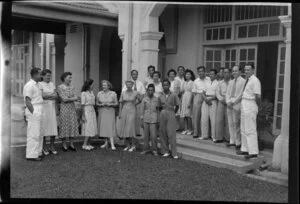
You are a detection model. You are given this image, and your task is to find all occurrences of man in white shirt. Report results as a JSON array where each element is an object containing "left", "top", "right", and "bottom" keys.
[
  {"left": 226, "top": 66, "right": 246, "bottom": 150},
  {"left": 144, "top": 65, "right": 155, "bottom": 88},
  {"left": 122, "top": 70, "right": 146, "bottom": 136},
  {"left": 23, "top": 68, "right": 44, "bottom": 161},
  {"left": 200, "top": 69, "right": 219, "bottom": 141},
  {"left": 192, "top": 66, "right": 210, "bottom": 138},
  {"left": 237, "top": 64, "right": 261, "bottom": 159},
  {"left": 215, "top": 67, "right": 231, "bottom": 143}
]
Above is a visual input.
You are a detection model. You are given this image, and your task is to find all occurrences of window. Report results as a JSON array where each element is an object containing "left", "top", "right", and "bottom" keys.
[
  {"left": 205, "top": 48, "right": 222, "bottom": 72},
  {"left": 204, "top": 5, "right": 232, "bottom": 24},
  {"left": 239, "top": 47, "right": 256, "bottom": 74},
  {"left": 224, "top": 49, "right": 237, "bottom": 69},
  {"left": 205, "top": 26, "right": 231, "bottom": 41},
  {"left": 273, "top": 44, "right": 286, "bottom": 134},
  {"left": 235, "top": 5, "right": 287, "bottom": 21},
  {"left": 237, "top": 21, "right": 281, "bottom": 39}
]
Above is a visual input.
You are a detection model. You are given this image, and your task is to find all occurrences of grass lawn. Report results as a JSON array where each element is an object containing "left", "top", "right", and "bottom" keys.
[{"left": 10, "top": 141, "right": 288, "bottom": 202}]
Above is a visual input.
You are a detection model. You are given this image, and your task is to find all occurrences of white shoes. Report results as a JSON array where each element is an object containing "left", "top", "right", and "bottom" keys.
[
  {"left": 186, "top": 130, "right": 193, "bottom": 135},
  {"left": 111, "top": 146, "right": 116, "bottom": 151},
  {"left": 128, "top": 146, "right": 136, "bottom": 152},
  {"left": 123, "top": 146, "right": 130, "bottom": 151},
  {"left": 82, "top": 145, "right": 92, "bottom": 151},
  {"left": 101, "top": 143, "right": 108, "bottom": 149},
  {"left": 181, "top": 130, "right": 188, "bottom": 135},
  {"left": 162, "top": 153, "right": 170, "bottom": 157},
  {"left": 173, "top": 156, "right": 179, "bottom": 159}
]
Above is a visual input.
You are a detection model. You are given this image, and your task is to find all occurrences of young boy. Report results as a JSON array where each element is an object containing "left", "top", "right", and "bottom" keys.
[
  {"left": 140, "top": 84, "right": 160, "bottom": 156},
  {"left": 158, "top": 79, "right": 180, "bottom": 159}
]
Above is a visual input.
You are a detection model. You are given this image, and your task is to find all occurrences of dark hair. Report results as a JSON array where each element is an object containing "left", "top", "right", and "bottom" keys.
[
  {"left": 210, "top": 69, "right": 218, "bottom": 75},
  {"left": 152, "top": 71, "right": 161, "bottom": 78},
  {"left": 30, "top": 67, "right": 41, "bottom": 77},
  {"left": 167, "top": 69, "right": 177, "bottom": 77},
  {"left": 219, "top": 67, "right": 225, "bottom": 72},
  {"left": 147, "top": 65, "right": 155, "bottom": 71},
  {"left": 184, "top": 69, "right": 196, "bottom": 81},
  {"left": 245, "top": 63, "right": 255, "bottom": 69},
  {"left": 41, "top": 69, "right": 52, "bottom": 76},
  {"left": 162, "top": 78, "right": 170, "bottom": 86},
  {"left": 197, "top": 66, "right": 206, "bottom": 72},
  {"left": 147, "top": 83, "right": 155, "bottom": 91},
  {"left": 60, "top": 72, "right": 72, "bottom": 82},
  {"left": 131, "top": 70, "right": 138, "bottom": 75},
  {"left": 177, "top": 66, "right": 185, "bottom": 72},
  {"left": 81, "top": 79, "right": 94, "bottom": 92}
]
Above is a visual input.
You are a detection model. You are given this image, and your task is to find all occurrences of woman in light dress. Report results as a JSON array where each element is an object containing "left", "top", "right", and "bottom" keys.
[
  {"left": 40, "top": 69, "right": 58, "bottom": 155},
  {"left": 150, "top": 71, "right": 163, "bottom": 98},
  {"left": 57, "top": 72, "right": 80, "bottom": 152},
  {"left": 118, "top": 81, "right": 141, "bottom": 152},
  {"left": 180, "top": 69, "right": 196, "bottom": 135},
  {"left": 81, "top": 79, "right": 98, "bottom": 151},
  {"left": 97, "top": 80, "right": 118, "bottom": 151}
]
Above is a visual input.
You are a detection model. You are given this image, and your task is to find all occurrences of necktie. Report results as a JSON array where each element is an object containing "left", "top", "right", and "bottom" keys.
[
  {"left": 243, "top": 78, "right": 249, "bottom": 92},
  {"left": 134, "top": 81, "right": 137, "bottom": 91},
  {"left": 231, "top": 78, "right": 237, "bottom": 97}
]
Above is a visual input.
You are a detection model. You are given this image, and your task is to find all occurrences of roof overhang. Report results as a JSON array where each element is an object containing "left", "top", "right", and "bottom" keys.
[{"left": 12, "top": 1, "right": 118, "bottom": 27}]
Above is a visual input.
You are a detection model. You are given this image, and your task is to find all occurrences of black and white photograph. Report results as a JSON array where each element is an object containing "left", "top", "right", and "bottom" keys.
[{"left": 0, "top": 1, "right": 299, "bottom": 202}]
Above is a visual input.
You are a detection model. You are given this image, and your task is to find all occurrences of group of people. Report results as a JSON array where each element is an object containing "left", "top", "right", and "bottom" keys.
[{"left": 23, "top": 63, "right": 261, "bottom": 161}]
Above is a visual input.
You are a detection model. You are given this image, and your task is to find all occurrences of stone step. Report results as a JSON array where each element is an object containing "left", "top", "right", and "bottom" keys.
[
  {"left": 177, "top": 146, "right": 261, "bottom": 174},
  {"left": 177, "top": 136, "right": 264, "bottom": 163}
]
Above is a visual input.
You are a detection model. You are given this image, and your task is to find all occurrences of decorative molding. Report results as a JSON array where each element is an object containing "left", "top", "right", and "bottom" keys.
[
  {"left": 119, "top": 34, "right": 125, "bottom": 41},
  {"left": 279, "top": 15, "right": 291, "bottom": 28},
  {"left": 141, "top": 31, "right": 164, "bottom": 41},
  {"left": 141, "top": 48, "right": 160, "bottom": 52}
]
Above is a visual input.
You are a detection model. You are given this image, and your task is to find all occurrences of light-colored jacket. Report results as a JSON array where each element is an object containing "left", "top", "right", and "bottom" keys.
[{"left": 226, "top": 76, "right": 246, "bottom": 110}]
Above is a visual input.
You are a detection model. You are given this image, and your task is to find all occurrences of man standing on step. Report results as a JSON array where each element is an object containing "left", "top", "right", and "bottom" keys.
[
  {"left": 199, "top": 69, "right": 219, "bottom": 142},
  {"left": 23, "top": 67, "right": 44, "bottom": 161},
  {"left": 215, "top": 67, "right": 231, "bottom": 143},
  {"left": 237, "top": 63, "right": 261, "bottom": 159},
  {"left": 191, "top": 66, "right": 210, "bottom": 139},
  {"left": 226, "top": 65, "right": 246, "bottom": 151}
]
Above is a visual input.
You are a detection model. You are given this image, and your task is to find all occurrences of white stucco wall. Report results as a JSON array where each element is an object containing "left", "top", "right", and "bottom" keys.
[{"left": 64, "top": 23, "right": 83, "bottom": 96}]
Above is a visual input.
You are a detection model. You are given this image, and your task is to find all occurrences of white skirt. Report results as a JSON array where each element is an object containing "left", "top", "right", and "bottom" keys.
[{"left": 41, "top": 101, "right": 58, "bottom": 136}]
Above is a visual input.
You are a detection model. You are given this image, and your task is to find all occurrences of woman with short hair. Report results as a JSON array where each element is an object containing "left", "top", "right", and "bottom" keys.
[
  {"left": 40, "top": 69, "right": 58, "bottom": 155},
  {"left": 57, "top": 72, "right": 80, "bottom": 151},
  {"left": 81, "top": 79, "right": 98, "bottom": 150},
  {"left": 97, "top": 80, "right": 118, "bottom": 150}
]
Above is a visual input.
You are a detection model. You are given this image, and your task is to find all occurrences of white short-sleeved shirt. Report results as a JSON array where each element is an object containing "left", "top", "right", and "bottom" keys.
[
  {"left": 122, "top": 79, "right": 145, "bottom": 95},
  {"left": 192, "top": 76, "right": 211, "bottom": 93},
  {"left": 23, "top": 79, "right": 44, "bottom": 105},
  {"left": 148, "top": 82, "right": 163, "bottom": 98},
  {"left": 205, "top": 79, "right": 219, "bottom": 96},
  {"left": 170, "top": 78, "right": 181, "bottom": 94},
  {"left": 39, "top": 81, "right": 56, "bottom": 104},
  {"left": 242, "top": 74, "right": 261, "bottom": 100}
]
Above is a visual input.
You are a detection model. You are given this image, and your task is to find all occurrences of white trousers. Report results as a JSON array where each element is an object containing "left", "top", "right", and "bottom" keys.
[
  {"left": 201, "top": 100, "right": 217, "bottom": 139},
  {"left": 25, "top": 105, "right": 44, "bottom": 159},
  {"left": 227, "top": 106, "right": 241, "bottom": 146},
  {"left": 241, "top": 100, "right": 259, "bottom": 155}
]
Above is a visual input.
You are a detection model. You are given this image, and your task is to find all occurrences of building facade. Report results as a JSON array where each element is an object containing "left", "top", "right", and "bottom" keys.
[{"left": 11, "top": 2, "right": 291, "bottom": 174}]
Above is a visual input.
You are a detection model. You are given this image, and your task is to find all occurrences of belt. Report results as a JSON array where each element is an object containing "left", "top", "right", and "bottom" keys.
[
  {"left": 162, "top": 107, "right": 174, "bottom": 111},
  {"left": 242, "top": 98, "right": 255, "bottom": 101}
]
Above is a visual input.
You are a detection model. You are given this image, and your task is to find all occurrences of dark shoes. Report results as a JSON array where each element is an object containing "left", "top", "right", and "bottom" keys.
[
  {"left": 213, "top": 140, "right": 223, "bottom": 143},
  {"left": 244, "top": 154, "right": 258, "bottom": 160},
  {"left": 27, "top": 157, "right": 42, "bottom": 161},
  {"left": 69, "top": 146, "right": 76, "bottom": 151},
  {"left": 193, "top": 135, "right": 199, "bottom": 139},
  {"left": 226, "top": 143, "right": 236, "bottom": 147},
  {"left": 236, "top": 150, "right": 249, "bottom": 155}
]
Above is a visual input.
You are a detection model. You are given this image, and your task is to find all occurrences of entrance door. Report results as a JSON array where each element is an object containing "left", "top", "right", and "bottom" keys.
[
  {"left": 13, "top": 45, "right": 29, "bottom": 97},
  {"left": 273, "top": 43, "right": 286, "bottom": 135}
]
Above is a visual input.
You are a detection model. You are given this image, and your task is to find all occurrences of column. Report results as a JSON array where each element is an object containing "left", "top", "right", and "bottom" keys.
[
  {"left": 139, "top": 31, "right": 163, "bottom": 81},
  {"left": 272, "top": 6, "right": 291, "bottom": 174}
]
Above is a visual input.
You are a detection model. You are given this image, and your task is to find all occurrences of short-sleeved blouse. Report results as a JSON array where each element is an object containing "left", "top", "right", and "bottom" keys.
[
  {"left": 40, "top": 81, "right": 56, "bottom": 104},
  {"left": 81, "top": 91, "right": 96, "bottom": 106},
  {"left": 119, "top": 90, "right": 138, "bottom": 103},
  {"left": 97, "top": 91, "right": 117, "bottom": 104}
]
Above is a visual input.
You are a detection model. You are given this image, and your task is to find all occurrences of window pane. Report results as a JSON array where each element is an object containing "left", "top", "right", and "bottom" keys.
[
  {"left": 215, "top": 50, "right": 221, "bottom": 61},
  {"left": 278, "top": 89, "right": 283, "bottom": 102},
  {"left": 214, "top": 62, "right": 221, "bottom": 69},
  {"left": 240, "top": 49, "right": 247, "bottom": 61},
  {"left": 206, "top": 29, "right": 212, "bottom": 40},
  {"left": 231, "top": 62, "right": 236, "bottom": 69},
  {"left": 225, "top": 50, "right": 230, "bottom": 61},
  {"left": 259, "top": 24, "right": 268, "bottom": 37},
  {"left": 239, "top": 62, "right": 246, "bottom": 71},
  {"left": 280, "top": 47, "right": 286, "bottom": 60},
  {"left": 280, "top": 62, "right": 285, "bottom": 74},
  {"left": 238, "top": 26, "right": 247, "bottom": 38},
  {"left": 279, "top": 75, "right": 284, "bottom": 88},
  {"left": 248, "top": 25, "right": 258, "bottom": 37},
  {"left": 16, "top": 64, "right": 19, "bottom": 79},
  {"left": 206, "top": 62, "right": 213, "bottom": 71},
  {"left": 283, "top": 26, "right": 286, "bottom": 37},
  {"left": 213, "top": 29, "right": 219, "bottom": 40},
  {"left": 231, "top": 49, "right": 236, "bottom": 61},
  {"left": 219, "top": 28, "right": 225, "bottom": 40},
  {"left": 276, "top": 103, "right": 282, "bottom": 116},
  {"left": 225, "top": 62, "right": 230, "bottom": 68},
  {"left": 226, "top": 27, "right": 231, "bottom": 39},
  {"left": 248, "top": 49, "right": 255, "bottom": 60},
  {"left": 269, "top": 23, "right": 280, "bottom": 36},
  {"left": 276, "top": 116, "right": 281, "bottom": 129},
  {"left": 206, "top": 50, "right": 213, "bottom": 61}
]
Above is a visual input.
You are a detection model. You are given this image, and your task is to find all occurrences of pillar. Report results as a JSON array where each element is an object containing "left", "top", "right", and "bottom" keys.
[{"left": 272, "top": 5, "right": 291, "bottom": 174}]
